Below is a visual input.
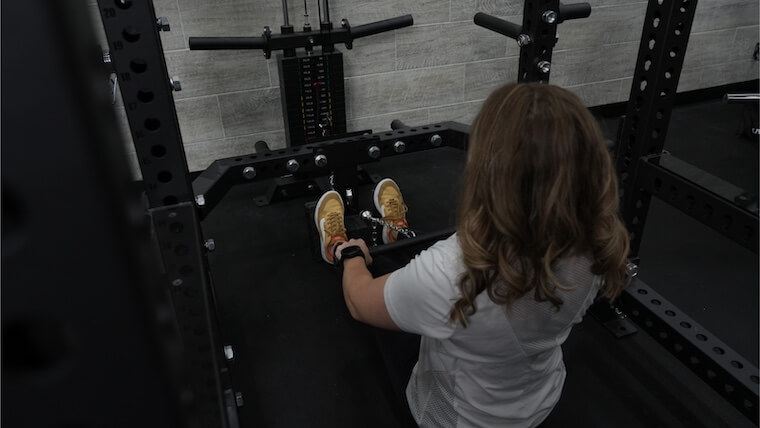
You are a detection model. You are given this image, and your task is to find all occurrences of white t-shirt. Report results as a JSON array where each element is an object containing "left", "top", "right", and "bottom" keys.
[{"left": 384, "top": 234, "right": 601, "bottom": 428}]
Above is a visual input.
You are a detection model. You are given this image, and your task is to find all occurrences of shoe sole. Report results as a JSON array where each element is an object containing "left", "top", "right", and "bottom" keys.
[
  {"left": 373, "top": 178, "right": 398, "bottom": 244},
  {"left": 314, "top": 190, "right": 343, "bottom": 263}
]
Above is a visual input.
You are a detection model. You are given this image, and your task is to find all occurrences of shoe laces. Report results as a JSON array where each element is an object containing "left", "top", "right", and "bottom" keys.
[
  {"left": 382, "top": 198, "right": 408, "bottom": 224},
  {"left": 324, "top": 211, "right": 346, "bottom": 237}
]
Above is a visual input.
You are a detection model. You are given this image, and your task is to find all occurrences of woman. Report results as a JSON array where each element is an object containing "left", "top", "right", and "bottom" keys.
[{"left": 314, "top": 83, "right": 630, "bottom": 427}]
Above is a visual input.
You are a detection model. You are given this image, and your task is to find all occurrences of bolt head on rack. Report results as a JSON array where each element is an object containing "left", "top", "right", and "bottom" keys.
[
  {"left": 169, "top": 76, "right": 182, "bottom": 91},
  {"left": 368, "top": 145, "right": 381, "bottom": 159},
  {"left": 195, "top": 194, "right": 206, "bottom": 207},
  {"left": 542, "top": 10, "right": 557, "bottom": 24},
  {"left": 156, "top": 16, "right": 171, "bottom": 31},
  {"left": 286, "top": 159, "right": 300, "bottom": 172},
  {"left": 430, "top": 134, "right": 442, "bottom": 147},
  {"left": 314, "top": 154, "right": 328, "bottom": 167},
  {"left": 394, "top": 140, "right": 406, "bottom": 153},
  {"left": 537, "top": 60, "right": 551, "bottom": 74},
  {"left": 516, "top": 34, "right": 532, "bottom": 47},
  {"left": 243, "top": 166, "right": 256, "bottom": 180},
  {"left": 204, "top": 238, "right": 216, "bottom": 252}
]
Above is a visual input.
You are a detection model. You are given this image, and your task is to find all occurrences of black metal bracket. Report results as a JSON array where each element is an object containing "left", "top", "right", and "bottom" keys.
[
  {"left": 620, "top": 279, "right": 759, "bottom": 423},
  {"left": 636, "top": 153, "right": 758, "bottom": 252},
  {"left": 192, "top": 122, "right": 470, "bottom": 219},
  {"left": 474, "top": 1, "right": 591, "bottom": 83},
  {"left": 614, "top": 0, "right": 698, "bottom": 257}
]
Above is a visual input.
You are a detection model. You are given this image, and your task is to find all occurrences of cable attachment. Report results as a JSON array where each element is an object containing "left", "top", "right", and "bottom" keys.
[{"left": 360, "top": 210, "right": 417, "bottom": 239}]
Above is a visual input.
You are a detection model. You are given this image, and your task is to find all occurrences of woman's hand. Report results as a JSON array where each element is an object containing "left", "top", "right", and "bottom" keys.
[{"left": 335, "top": 238, "right": 373, "bottom": 266}]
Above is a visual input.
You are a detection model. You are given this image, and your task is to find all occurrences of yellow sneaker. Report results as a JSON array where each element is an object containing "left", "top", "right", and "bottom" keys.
[
  {"left": 373, "top": 178, "right": 408, "bottom": 244},
  {"left": 314, "top": 190, "right": 348, "bottom": 264}
]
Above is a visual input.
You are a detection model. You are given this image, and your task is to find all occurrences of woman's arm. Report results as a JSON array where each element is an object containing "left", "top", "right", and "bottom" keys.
[{"left": 337, "top": 239, "right": 400, "bottom": 330}]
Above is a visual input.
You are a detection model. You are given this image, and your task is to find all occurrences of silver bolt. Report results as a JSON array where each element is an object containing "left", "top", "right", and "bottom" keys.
[
  {"left": 368, "top": 145, "right": 381, "bottom": 159},
  {"left": 170, "top": 76, "right": 182, "bottom": 91},
  {"left": 102, "top": 51, "right": 112, "bottom": 64},
  {"left": 430, "top": 134, "right": 442, "bottom": 147},
  {"left": 171, "top": 278, "right": 183, "bottom": 287},
  {"left": 195, "top": 194, "right": 206, "bottom": 207},
  {"left": 516, "top": 34, "right": 531, "bottom": 47},
  {"left": 537, "top": 60, "right": 551, "bottom": 74},
  {"left": 243, "top": 166, "right": 256, "bottom": 180},
  {"left": 204, "top": 238, "right": 216, "bottom": 252},
  {"left": 156, "top": 16, "right": 171, "bottom": 31},
  {"left": 360, "top": 210, "right": 373, "bottom": 220},
  {"left": 224, "top": 345, "right": 234, "bottom": 360},
  {"left": 314, "top": 154, "right": 328, "bottom": 167},
  {"left": 394, "top": 140, "right": 406, "bottom": 153},
  {"left": 286, "top": 159, "right": 300, "bottom": 172},
  {"left": 235, "top": 392, "right": 244, "bottom": 407},
  {"left": 542, "top": 10, "right": 557, "bottom": 24}
]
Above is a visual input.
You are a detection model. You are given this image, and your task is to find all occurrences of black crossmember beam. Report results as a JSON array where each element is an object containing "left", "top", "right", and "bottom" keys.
[
  {"left": 620, "top": 279, "right": 759, "bottom": 423},
  {"left": 192, "top": 122, "right": 470, "bottom": 218},
  {"left": 636, "top": 154, "right": 759, "bottom": 252}
]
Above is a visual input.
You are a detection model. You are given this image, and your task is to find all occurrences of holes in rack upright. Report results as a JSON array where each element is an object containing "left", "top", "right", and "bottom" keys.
[
  {"left": 696, "top": 333, "right": 707, "bottom": 341},
  {"left": 680, "top": 0, "right": 690, "bottom": 13},
  {"left": 151, "top": 144, "right": 166, "bottom": 158},
  {"left": 122, "top": 27, "right": 140, "bottom": 42},
  {"left": 157, "top": 170, "right": 172, "bottom": 183},
  {"left": 674, "top": 22, "right": 684, "bottom": 36},
  {"left": 145, "top": 118, "right": 161, "bottom": 131},
  {"left": 640, "top": 79, "right": 648, "bottom": 92},
  {"left": 651, "top": 299, "right": 662, "bottom": 306},
  {"left": 644, "top": 58, "right": 652, "bottom": 71},
  {"left": 652, "top": 13, "right": 660, "bottom": 28},
  {"left": 669, "top": 47, "right": 680, "bottom": 58},
  {"left": 648, "top": 34, "right": 656, "bottom": 50},
  {"left": 713, "top": 346, "right": 725, "bottom": 355},
  {"left": 680, "top": 321, "right": 691, "bottom": 328},
  {"left": 137, "top": 90, "right": 154, "bottom": 103},
  {"left": 116, "top": 0, "right": 133, "bottom": 9},
  {"left": 665, "top": 310, "right": 675, "bottom": 317},
  {"left": 669, "top": 185, "right": 678, "bottom": 201},
  {"left": 731, "top": 360, "right": 744, "bottom": 369},
  {"left": 130, "top": 59, "right": 147, "bottom": 73}
]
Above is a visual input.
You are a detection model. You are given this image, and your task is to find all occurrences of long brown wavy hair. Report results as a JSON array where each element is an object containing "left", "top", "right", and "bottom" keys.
[{"left": 450, "top": 83, "right": 630, "bottom": 327}]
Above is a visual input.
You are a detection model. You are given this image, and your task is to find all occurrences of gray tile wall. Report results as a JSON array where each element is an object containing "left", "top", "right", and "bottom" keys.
[{"left": 89, "top": 0, "right": 758, "bottom": 177}]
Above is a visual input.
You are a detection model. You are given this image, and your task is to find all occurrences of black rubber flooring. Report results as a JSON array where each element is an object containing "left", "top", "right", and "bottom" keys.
[{"left": 201, "top": 98, "right": 758, "bottom": 427}]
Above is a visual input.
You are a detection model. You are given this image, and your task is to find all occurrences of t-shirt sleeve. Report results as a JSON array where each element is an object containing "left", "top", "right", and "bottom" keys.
[{"left": 383, "top": 236, "right": 460, "bottom": 339}]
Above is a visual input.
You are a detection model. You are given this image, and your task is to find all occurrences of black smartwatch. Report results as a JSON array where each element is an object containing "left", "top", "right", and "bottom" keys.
[{"left": 335, "top": 244, "right": 365, "bottom": 268}]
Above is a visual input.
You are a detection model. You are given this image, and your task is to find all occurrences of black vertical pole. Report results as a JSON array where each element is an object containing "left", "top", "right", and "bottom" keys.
[
  {"left": 615, "top": 0, "right": 698, "bottom": 257},
  {"left": 96, "top": 1, "right": 232, "bottom": 426}
]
